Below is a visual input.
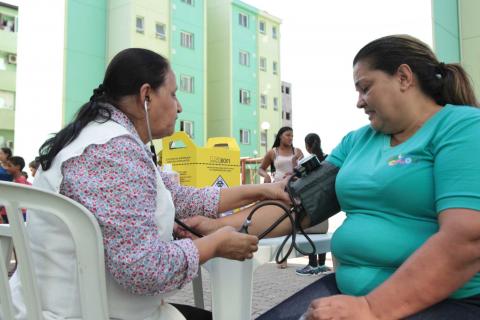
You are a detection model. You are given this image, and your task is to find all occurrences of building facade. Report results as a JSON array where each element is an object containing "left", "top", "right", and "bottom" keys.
[
  {"left": 207, "top": 0, "right": 282, "bottom": 157},
  {"left": 281, "top": 81, "right": 292, "bottom": 128},
  {"left": 432, "top": 0, "right": 480, "bottom": 98},
  {"left": 0, "top": 2, "right": 17, "bottom": 148},
  {"left": 14, "top": 0, "right": 283, "bottom": 162}
]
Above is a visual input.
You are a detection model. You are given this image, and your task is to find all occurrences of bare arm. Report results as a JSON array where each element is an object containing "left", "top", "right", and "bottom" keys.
[
  {"left": 366, "top": 208, "right": 480, "bottom": 319},
  {"left": 184, "top": 200, "right": 312, "bottom": 239},
  {"left": 258, "top": 150, "right": 274, "bottom": 183},
  {"left": 306, "top": 208, "right": 480, "bottom": 320},
  {"left": 216, "top": 181, "right": 290, "bottom": 213}
]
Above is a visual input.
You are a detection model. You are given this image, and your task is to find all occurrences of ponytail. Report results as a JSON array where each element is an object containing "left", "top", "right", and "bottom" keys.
[
  {"left": 38, "top": 84, "right": 112, "bottom": 170},
  {"left": 354, "top": 35, "right": 479, "bottom": 108},
  {"left": 305, "top": 133, "right": 325, "bottom": 161},
  {"left": 439, "top": 63, "right": 479, "bottom": 107},
  {"left": 37, "top": 48, "right": 171, "bottom": 171}
]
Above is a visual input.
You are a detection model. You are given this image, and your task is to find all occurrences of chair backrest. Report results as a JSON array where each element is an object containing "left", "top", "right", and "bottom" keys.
[{"left": 0, "top": 181, "right": 109, "bottom": 320}]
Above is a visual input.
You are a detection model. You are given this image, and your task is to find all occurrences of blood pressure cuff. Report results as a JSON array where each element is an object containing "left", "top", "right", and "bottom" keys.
[{"left": 289, "top": 161, "right": 341, "bottom": 226}]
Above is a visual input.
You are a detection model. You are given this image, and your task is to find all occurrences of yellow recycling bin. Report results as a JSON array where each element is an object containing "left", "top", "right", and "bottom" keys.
[{"left": 161, "top": 132, "right": 240, "bottom": 188}]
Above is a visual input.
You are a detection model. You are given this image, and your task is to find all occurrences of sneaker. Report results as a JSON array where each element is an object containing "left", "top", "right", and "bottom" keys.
[
  {"left": 295, "top": 265, "right": 320, "bottom": 276},
  {"left": 317, "top": 265, "right": 331, "bottom": 273}
]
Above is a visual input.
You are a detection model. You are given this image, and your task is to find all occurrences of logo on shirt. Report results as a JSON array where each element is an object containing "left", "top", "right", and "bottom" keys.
[{"left": 388, "top": 154, "right": 414, "bottom": 166}]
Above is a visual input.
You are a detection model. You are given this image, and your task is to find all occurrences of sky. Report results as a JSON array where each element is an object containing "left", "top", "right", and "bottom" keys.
[{"left": 244, "top": 0, "right": 433, "bottom": 152}]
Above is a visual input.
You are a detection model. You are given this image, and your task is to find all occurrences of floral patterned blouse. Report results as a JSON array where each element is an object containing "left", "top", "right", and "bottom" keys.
[{"left": 59, "top": 107, "right": 220, "bottom": 295}]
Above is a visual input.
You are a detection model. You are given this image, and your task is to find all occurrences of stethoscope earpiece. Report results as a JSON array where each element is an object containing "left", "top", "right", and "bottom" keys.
[{"left": 143, "top": 97, "right": 157, "bottom": 164}]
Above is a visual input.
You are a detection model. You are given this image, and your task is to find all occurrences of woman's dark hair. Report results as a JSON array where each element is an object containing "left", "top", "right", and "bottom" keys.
[
  {"left": 29, "top": 159, "right": 40, "bottom": 169},
  {"left": 272, "top": 126, "right": 293, "bottom": 149},
  {"left": 1, "top": 147, "right": 12, "bottom": 159},
  {"left": 38, "top": 48, "right": 171, "bottom": 170},
  {"left": 353, "top": 35, "right": 478, "bottom": 107},
  {"left": 304, "top": 133, "right": 325, "bottom": 161},
  {"left": 270, "top": 126, "right": 294, "bottom": 173}
]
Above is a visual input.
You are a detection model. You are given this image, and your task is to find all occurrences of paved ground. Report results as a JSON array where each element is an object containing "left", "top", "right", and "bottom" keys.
[{"left": 166, "top": 255, "right": 334, "bottom": 319}]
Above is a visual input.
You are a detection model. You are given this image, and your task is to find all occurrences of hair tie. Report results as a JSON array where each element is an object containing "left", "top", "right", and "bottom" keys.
[
  {"left": 90, "top": 84, "right": 106, "bottom": 102},
  {"left": 435, "top": 62, "right": 446, "bottom": 79}
]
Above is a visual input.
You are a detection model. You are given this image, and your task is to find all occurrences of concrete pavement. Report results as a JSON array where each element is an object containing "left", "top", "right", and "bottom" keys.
[{"left": 166, "top": 255, "right": 334, "bottom": 319}]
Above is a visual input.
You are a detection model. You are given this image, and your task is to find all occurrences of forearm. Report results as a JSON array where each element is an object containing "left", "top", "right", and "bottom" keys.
[
  {"left": 194, "top": 232, "right": 224, "bottom": 264},
  {"left": 217, "top": 184, "right": 269, "bottom": 212},
  {"left": 215, "top": 203, "right": 311, "bottom": 238},
  {"left": 258, "top": 168, "right": 269, "bottom": 179},
  {"left": 366, "top": 231, "right": 480, "bottom": 319}
]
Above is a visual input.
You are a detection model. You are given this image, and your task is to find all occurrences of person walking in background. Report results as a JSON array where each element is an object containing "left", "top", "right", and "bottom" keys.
[
  {"left": 0, "top": 147, "right": 13, "bottom": 181},
  {"left": 28, "top": 159, "right": 40, "bottom": 179},
  {"left": 295, "top": 133, "right": 331, "bottom": 276},
  {"left": 258, "top": 126, "right": 304, "bottom": 268}
]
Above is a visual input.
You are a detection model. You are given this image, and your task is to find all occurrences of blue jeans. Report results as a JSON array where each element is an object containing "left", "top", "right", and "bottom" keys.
[{"left": 256, "top": 273, "right": 480, "bottom": 320}]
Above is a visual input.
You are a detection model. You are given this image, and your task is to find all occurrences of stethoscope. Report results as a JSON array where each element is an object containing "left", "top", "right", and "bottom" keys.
[{"left": 144, "top": 98, "right": 317, "bottom": 263}]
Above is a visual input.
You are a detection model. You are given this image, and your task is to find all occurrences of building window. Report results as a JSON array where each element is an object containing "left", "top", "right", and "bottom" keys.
[
  {"left": 286, "top": 112, "right": 291, "bottom": 120},
  {"left": 239, "top": 13, "right": 249, "bottom": 28},
  {"left": 272, "top": 26, "right": 278, "bottom": 39},
  {"left": 286, "top": 87, "right": 290, "bottom": 95},
  {"left": 136, "top": 16, "right": 144, "bottom": 33},
  {"left": 181, "top": 31, "right": 194, "bottom": 49},
  {"left": 0, "top": 14, "right": 17, "bottom": 32},
  {"left": 180, "top": 120, "right": 194, "bottom": 138},
  {"left": 260, "top": 94, "right": 267, "bottom": 109},
  {"left": 239, "top": 50, "right": 250, "bottom": 66},
  {"left": 260, "top": 131, "right": 267, "bottom": 146},
  {"left": 259, "top": 57, "right": 266, "bottom": 71},
  {"left": 239, "top": 89, "right": 251, "bottom": 105},
  {"left": 273, "top": 97, "right": 279, "bottom": 111},
  {"left": 181, "top": 0, "right": 194, "bottom": 5},
  {"left": 0, "top": 90, "right": 14, "bottom": 110},
  {"left": 273, "top": 61, "right": 278, "bottom": 75},
  {"left": 155, "top": 23, "right": 166, "bottom": 39},
  {"left": 259, "top": 20, "right": 266, "bottom": 33},
  {"left": 240, "top": 129, "right": 250, "bottom": 144},
  {"left": 180, "top": 75, "right": 194, "bottom": 93}
]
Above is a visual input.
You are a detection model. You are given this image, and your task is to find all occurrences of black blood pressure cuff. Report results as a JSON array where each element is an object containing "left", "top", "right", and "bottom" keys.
[{"left": 289, "top": 161, "right": 341, "bottom": 226}]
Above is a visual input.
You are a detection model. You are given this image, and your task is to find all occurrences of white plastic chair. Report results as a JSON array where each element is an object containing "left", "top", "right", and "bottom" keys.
[{"left": 0, "top": 181, "right": 109, "bottom": 320}]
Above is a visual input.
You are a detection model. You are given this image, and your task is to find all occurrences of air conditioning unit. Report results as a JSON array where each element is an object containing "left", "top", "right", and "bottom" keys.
[{"left": 7, "top": 54, "right": 17, "bottom": 65}]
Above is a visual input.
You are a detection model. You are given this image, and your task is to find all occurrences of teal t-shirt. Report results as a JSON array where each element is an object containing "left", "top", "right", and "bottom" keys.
[{"left": 326, "top": 105, "right": 480, "bottom": 299}]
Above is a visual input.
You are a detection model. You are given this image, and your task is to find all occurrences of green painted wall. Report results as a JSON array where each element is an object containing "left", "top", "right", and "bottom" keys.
[
  {"left": 231, "top": 2, "right": 258, "bottom": 157},
  {"left": 207, "top": 0, "right": 231, "bottom": 139},
  {"left": 171, "top": 0, "right": 206, "bottom": 145},
  {"left": 432, "top": 0, "right": 460, "bottom": 63},
  {"left": 458, "top": 0, "right": 480, "bottom": 98},
  {"left": 0, "top": 128, "right": 13, "bottom": 148},
  {"left": 107, "top": 1, "right": 133, "bottom": 61},
  {"left": 0, "top": 3, "right": 17, "bottom": 145},
  {"left": 64, "top": 0, "right": 107, "bottom": 123},
  {"left": 131, "top": 0, "right": 170, "bottom": 57},
  {"left": 257, "top": 11, "right": 281, "bottom": 157},
  {"left": 432, "top": 0, "right": 480, "bottom": 99},
  {"left": 207, "top": 0, "right": 282, "bottom": 157}
]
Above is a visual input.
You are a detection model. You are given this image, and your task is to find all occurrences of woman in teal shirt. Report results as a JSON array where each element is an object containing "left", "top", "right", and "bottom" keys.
[{"left": 184, "top": 35, "right": 480, "bottom": 319}]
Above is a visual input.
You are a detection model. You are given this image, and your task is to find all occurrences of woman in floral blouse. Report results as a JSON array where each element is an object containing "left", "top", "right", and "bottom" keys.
[{"left": 9, "top": 48, "right": 289, "bottom": 320}]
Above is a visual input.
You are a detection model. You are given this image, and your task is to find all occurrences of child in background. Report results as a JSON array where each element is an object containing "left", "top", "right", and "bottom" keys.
[
  {"left": 5, "top": 156, "right": 32, "bottom": 185},
  {"left": 1, "top": 156, "right": 31, "bottom": 223}
]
